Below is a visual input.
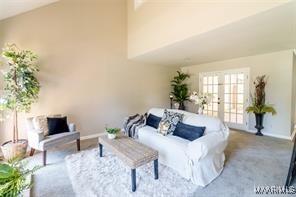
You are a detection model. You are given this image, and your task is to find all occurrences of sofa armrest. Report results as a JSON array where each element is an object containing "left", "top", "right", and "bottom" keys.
[
  {"left": 27, "top": 129, "right": 45, "bottom": 149},
  {"left": 68, "top": 123, "right": 76, "bottom": 132},
  {"left": 187, "top": 131, "right": 228, "bottom": 161}
]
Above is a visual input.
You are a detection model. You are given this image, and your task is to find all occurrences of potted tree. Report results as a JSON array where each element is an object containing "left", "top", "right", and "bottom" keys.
[
  {"left": 246, "top": 75, "right": 276, "bottom": 136},
  {"left": 0, "top": 44, "right": 40, "bottom": 160},
  {"left": 171, "top": 71, "right": 190, "bottom": 110}
]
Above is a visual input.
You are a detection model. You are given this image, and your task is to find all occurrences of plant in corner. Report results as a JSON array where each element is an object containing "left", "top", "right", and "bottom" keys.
[
  {"left": 105, "top": 127, "right": 120, "bottom": 139},
  {"left": 246, "top": 75, "right": 276, "bottom": 136},
  {"left": 0, "top": 44, "right": 40, "bottom": 160},
  {"left": 171, "top": 71, "right": 190, "bottom": 110},
  {"left": 0, "top": 158, "right": 40, "bottom": 196}
]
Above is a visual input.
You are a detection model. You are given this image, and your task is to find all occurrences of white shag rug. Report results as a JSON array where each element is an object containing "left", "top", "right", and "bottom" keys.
[{"left": 65, "top": 148, "right": 196, "bottom": 197}]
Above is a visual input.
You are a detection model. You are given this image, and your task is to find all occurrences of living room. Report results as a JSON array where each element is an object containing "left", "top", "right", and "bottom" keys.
[{"left": 0, "top": 0, "right": 296, "bottom": 196}]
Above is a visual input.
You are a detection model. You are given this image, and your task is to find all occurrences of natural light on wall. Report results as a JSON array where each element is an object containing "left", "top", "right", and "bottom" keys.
[{"left": 134, "top": 0, "right": 147, "bottom": 10}]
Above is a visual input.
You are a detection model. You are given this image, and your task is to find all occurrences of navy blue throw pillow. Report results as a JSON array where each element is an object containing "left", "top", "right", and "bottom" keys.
[
  {"left": 47, "top": 117, "right": 70, "bottom": 135},
  {"left": 146, "top": 114, "right": 161, "bottom": 129},
  {"left": 173, "top": 122, "right": 205, "bottom": 141}
]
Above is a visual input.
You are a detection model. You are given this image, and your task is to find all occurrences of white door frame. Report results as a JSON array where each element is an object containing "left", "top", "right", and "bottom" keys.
[{"left": 199, "top": 68, "right": 250, "bottom": 131}]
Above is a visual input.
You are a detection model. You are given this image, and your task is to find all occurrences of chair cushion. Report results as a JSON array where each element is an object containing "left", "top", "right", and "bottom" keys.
[
  {"left": 146, "top": 114, "right": 161, "bottom": 129},
  {"left": 47, "top": 117, "right": 70, "bottom": 135},
  {"left": 173, "top": 122, "right": 205, "bottom": 141},
  {"left": 32, "top": 114, "right": 62, "bottom": 136},
  {"left": 39, "top": 131, "right": 80, "bottom": 151}
]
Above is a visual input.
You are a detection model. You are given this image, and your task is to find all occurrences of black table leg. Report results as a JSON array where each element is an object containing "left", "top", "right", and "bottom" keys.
[
  {"left": 131, "top": 169, "right": 136, "bottom": 192},
  {"left": 154, "top": 159, "right": 158, "bottom": 180},
  {"left": 99, "top": 143, "right": 103, "bottom": 157}
]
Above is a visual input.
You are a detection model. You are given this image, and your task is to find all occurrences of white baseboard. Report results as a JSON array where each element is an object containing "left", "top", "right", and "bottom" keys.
[
  {"left": 245, "top": 129, "right": 291, "bottom": 140},
  {"left": 80, "top": 132, "right": 105, "bottom": 141}
]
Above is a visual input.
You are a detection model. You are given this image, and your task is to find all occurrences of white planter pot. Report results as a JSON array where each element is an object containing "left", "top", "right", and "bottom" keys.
[
  {"left": 107, "top": 133, "right": 117, "bottom": 139},
  {"left": 1, "top": 139, "right": 28, "bottom": 161},
  {"left": 174, "top": 103, "right": 180, "bottom": 109}
]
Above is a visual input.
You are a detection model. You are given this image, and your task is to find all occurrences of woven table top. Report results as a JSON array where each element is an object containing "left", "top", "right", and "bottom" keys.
[{"left": 99, "top": 135, "right": 158, "bottom": 169}]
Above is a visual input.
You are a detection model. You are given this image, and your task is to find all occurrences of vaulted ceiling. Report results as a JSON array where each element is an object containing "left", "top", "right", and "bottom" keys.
[{"left": 0, "top": 0, "right": 59, "bottom": 21}]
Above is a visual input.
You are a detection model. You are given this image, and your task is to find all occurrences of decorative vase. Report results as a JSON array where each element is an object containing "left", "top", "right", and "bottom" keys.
[
  {"left": 1, "top": 139, "right": 28, "bottom": 160},
  {"left": 174, "top": 103, "right": 180, "bottom": 109},
  {"left": 254, "top": 113, "right": 265, "bottom": 136},
  {"left": 198, "top": 107, "right": 203, "bottom": 115},
  {"left": 179, "top": 102, "right": 185, "bottom": 110},
  {"left": 107, "top": 133, "right": 117, "bottom": 139}
]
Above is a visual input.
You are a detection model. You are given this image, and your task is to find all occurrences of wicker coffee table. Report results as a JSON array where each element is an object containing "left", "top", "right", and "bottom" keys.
[{"left": 98, "top": 135, "right": 159, "bottom": 192}]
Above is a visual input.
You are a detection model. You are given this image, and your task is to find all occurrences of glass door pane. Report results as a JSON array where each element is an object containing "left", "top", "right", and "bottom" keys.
[
  {"left": 223, "top": 71, "right": 248, "bottom": 130},
  {"left": 201, "top": 74, "right": 219, "bottom": 117}
]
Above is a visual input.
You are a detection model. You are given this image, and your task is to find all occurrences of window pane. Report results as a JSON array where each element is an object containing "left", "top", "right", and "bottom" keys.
[
  {"left": 224, "top": 84, "right": 230, "bottom": 93},
  {"left": 212, "top": 94, "right": 218, "bottom": 102},
  {"left": 213, "top": 76, "right": 218, "bottom": 84},
  {"left": 231, "top": 84, "right": 237, "bottom": 94},
  {"left": 204, "top": 105, "right": 208, "bottom": 110},
  {"left": 225, "top": 75, "right": 230, "bottom": 84},
  {"left": 231, "top": 113, "right": 236, "bottom": 123},
  {"left": 213, "top": 85, "right": 218, "bottom": 93},
  {"left": 203, "top": 77, "right": 207, "bottom": 85},
  {"left": 230, "top": 103, "right": 236, "bottom": 113},
  {"left": 238, "top": 74, "right": 244, "bottom": 83},
  {"left": 224, "top": 103, "right": 230, "bottom": 112},
  {"left": 208, "top": 86, "right": 213, "bottom": 93},
  {"left": 203, "top": 85, "right": 208, "bottom": 93},
  {"left": 224, "top": 94, "right": 230, "bottom": 103},
  {"left": 224, "top": 113, "right": 230, "bottom": 122},
  {"left": 238, "top": 84, "right": 244, "bottom": 93},
  {"left": 213, "top": 111, "right": 218, "bottom": 117},
  {"left": 237, "top": 114, "right": 243, "bottom": 124},
  {"left": 230, "top": 94, "right": 237, "bottom": 103},
  {"left": 237, "top": 104, "right": 244, "bottom": 114},
  {"left": 213, "top": 103, "right": 218, "bottom": 111},
  {"left": 208, "top": 111, "right": 213, "bottom": 116},
  {"left": 208, "top": 76, "right": 213, "bottom": 84},
  {"left": 238, "top": 94, "right": 244, "bottom": 104},
  {"left": 231, "top": 74, "right": 237, "bottom": 84}
]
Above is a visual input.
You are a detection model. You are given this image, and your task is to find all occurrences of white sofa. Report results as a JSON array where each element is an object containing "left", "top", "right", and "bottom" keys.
[{"left": 137, "top": 108, "right": 229, "bottom": 187}]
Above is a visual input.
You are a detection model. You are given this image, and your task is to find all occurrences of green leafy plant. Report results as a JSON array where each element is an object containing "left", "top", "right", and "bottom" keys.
[
  {"left": 0, "top": 44, "right": 40, "bottom": 143},
  {"left": 246, "top": 75, "right": 276, "bottom": 115},
  {"left": 0, "top": 158, "right": 40, "bottom": 197},
  {"left": 105, "top": 127, "right": 120, "bottom": 134},
  {"left": 171, "top": 71, "right": 190, "bottom": 109}
]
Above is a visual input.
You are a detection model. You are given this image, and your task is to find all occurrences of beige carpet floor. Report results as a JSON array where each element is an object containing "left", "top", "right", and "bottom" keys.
[{"left": 26, "top": 130, "right": 295, "bottom": 197}]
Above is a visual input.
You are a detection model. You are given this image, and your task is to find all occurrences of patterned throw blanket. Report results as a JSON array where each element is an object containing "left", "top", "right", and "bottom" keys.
[{"left": 123, "top": 113, "right": 147, "bottom": 138}]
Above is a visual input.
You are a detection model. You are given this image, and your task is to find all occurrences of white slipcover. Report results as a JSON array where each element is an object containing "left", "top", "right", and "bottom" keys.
[{"left": 137, "top": 108, "right": 229, "bottom": 187}]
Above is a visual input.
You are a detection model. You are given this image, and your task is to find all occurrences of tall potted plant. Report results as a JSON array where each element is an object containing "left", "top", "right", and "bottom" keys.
[
  {"left": 246, "top": 75, "right": 276, "bottom": 136},
  {"left": 0, "top": 44, "right": 40, "bottom": 160},
  {"left": 171, "top": 71, "right": 190, "bottom": 110}
]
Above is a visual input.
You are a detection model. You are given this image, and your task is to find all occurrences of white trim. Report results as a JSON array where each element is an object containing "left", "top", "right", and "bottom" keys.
[
  {"left": 80, "top": 133, "right": 105, "bottom": 141},
  {"left": 245, "top": 129, "right": 291, "bottom": 140},
  {"left": 291, "top": 127, "right": 296, "bottom": 141}
]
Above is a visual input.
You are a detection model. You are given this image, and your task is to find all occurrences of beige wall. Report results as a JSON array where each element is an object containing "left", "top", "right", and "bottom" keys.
[
  {"left": 0, "top": 0, "right": 178, "bottom": 144},
  {"left": 182, "top": 50, "right": 294, "bottom": 138},
  {"left": 128, "top": 0, "right": 290, "bottom": 58}
]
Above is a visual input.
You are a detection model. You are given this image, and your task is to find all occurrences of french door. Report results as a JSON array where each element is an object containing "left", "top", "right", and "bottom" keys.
[{"left": 199, "top": 68, "right": 249, "bottom": 130}]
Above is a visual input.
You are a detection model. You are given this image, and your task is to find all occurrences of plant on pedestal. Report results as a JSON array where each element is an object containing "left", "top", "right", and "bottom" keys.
[
  {"left": 170, "top": 71, "right": 190, "bottom": 110},
  {"left": 0, "top": 44, "right": 40, "bottom": 160},
  {"left": 246, "top": 75, "right": 276, "bottom": 136}
]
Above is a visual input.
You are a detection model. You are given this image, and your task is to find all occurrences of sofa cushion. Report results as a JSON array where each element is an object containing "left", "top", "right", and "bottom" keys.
[
  {"left": 146, "top": 114, "right": 161, "bottom": 129},
  {"left": 173, "top": 122, "right": 205, "bottom": 141},
  {"left": 148, "top": 108, "right": 221, "bottom": 134},
  {"left": 159, "top": 109, "right": 183, "bottom": 134},
  {"left": 47, "top": 117, "right": 69, "bottom": 135}
]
